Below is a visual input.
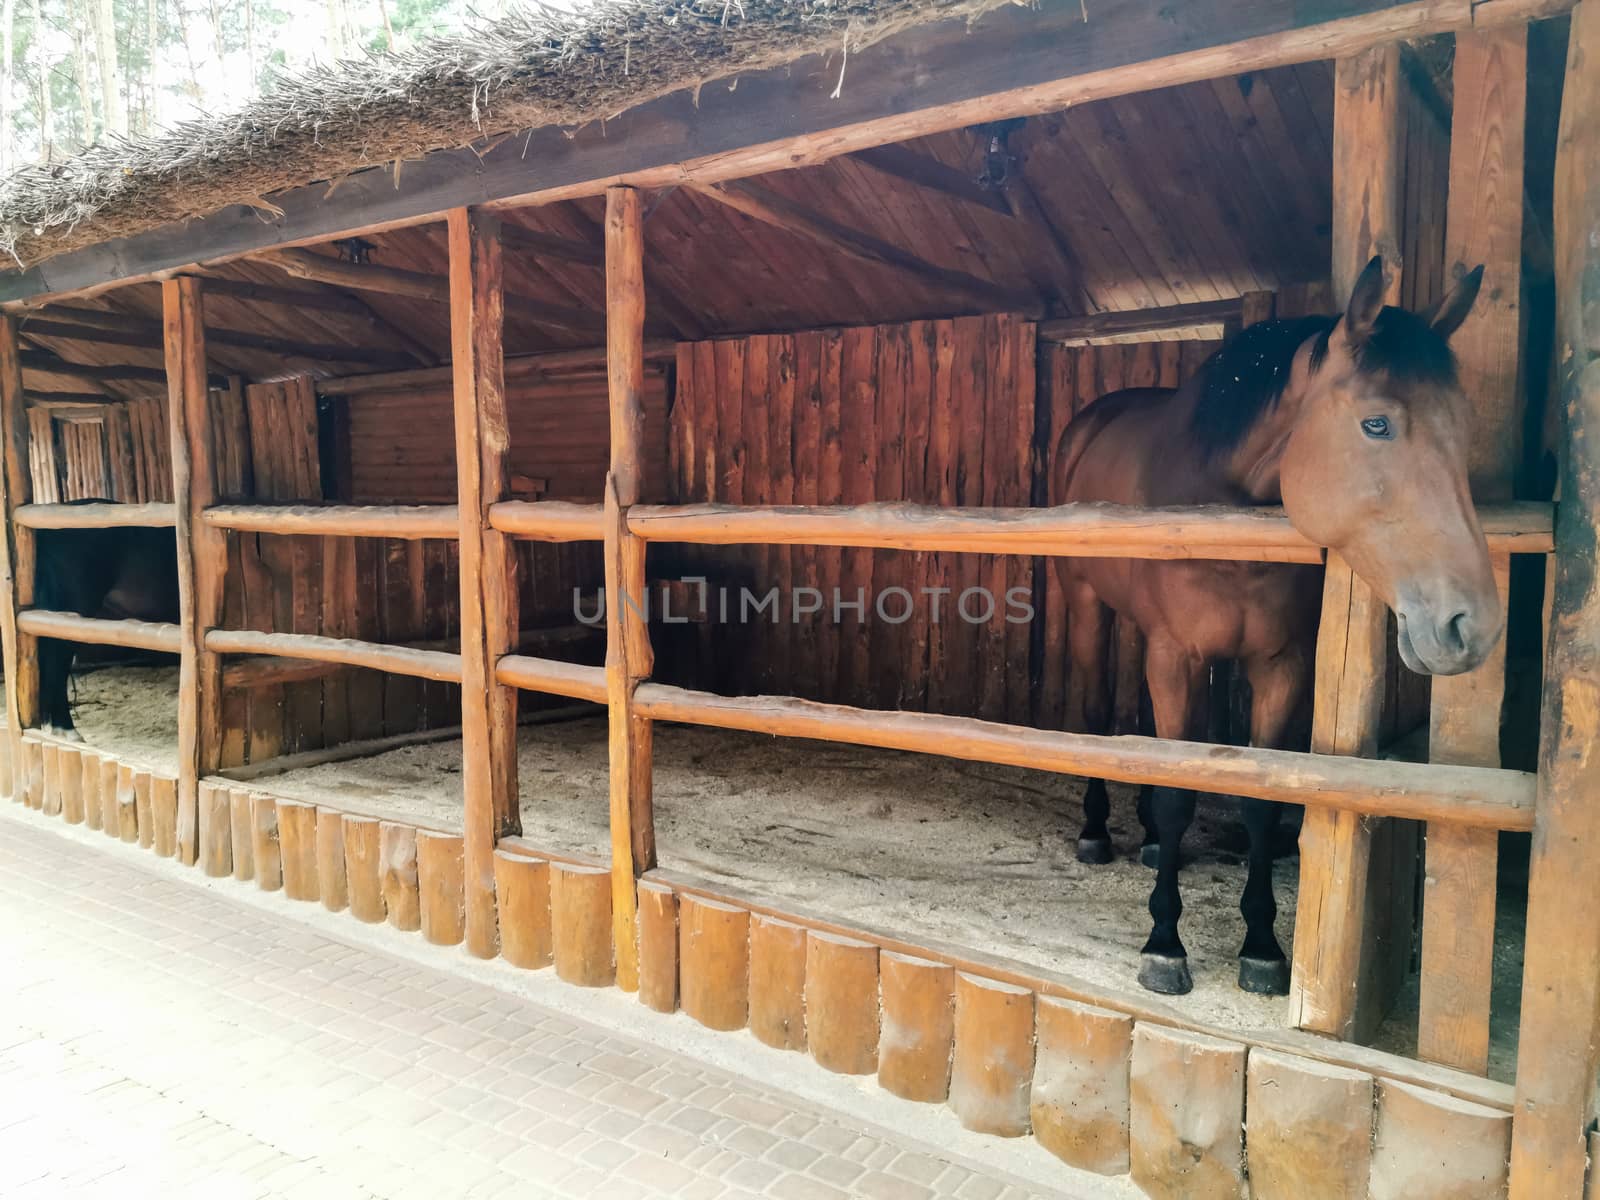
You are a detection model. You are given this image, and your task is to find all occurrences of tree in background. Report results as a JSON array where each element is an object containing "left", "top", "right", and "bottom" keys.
[{"left": 0, "top": 0, "right": 469, "bottom": 170}]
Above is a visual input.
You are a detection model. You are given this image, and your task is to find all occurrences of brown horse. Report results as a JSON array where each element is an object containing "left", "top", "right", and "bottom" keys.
[{"left": 1053, "top": 256, "right": 1497, "bottom": 997}]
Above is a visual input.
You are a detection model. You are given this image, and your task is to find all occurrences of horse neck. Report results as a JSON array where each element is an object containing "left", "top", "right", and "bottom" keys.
[{"left": 1217, "top": 368, "right": 1312, "bottom": 506}]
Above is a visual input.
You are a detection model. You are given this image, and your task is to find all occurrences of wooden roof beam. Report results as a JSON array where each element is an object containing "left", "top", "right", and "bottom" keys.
[
  {"left": 18, "top": 348, "right": 227, "bottom": 389},
  {"left": 24, "top": 312, "right": 416, "bottom": 367},
  {"left": 1039, "top": 297, "right": 1244, "bottom": 343},
  {"left": 851, "top": 143, "right": 1014, "bottom": 216},
  {"left": 24, "top": 390, "right": 116, "bottom": 406},
  {"left": 691, "top": 180, "right": 1041, "bottom": 314},
  {"left": 260, "top": 247, "right": 599, "bottom": 335}
]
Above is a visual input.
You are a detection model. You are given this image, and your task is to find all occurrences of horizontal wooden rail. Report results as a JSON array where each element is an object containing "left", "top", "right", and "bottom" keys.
[
  {"left": 14, "top": 502, "right": 178, "bottom": 529},
  {"left": 17, "top": 609, "right": 182, "bottom": 653},
  {"left": 202, "top": 503, "right": 460, "bottom": 539},
  {"left": 1038, "top": 297, "right": 1242, "bottom": 344},
  {"left": 487, "top": 500, "right": 606, "bottom": 541},
  {"left": 626, "top": 501, "right": 1555, "bottom": 561},
  {"left": 203, "top": 629, "right": 463, "bottom": 683},
  {"left": 494, "top": 654, "right": 608, "bottom": 704},
  {"left": 631, "top": 684, "right": 1536, "bottom": 831},
  {"left": 221, "top": 623, "right": 596, "bottom": 689}
]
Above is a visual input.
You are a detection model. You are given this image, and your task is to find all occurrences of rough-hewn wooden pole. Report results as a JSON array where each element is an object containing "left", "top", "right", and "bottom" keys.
[
  {"left": 0, "top": 316, "right": 36, "bottom": 794},
  {"left": 163, "top": 277, "right": 225, "bottom": 862},
  {"left": 1509, "top": 2, "right": 1600, "bottom": 1192},
  {"left": 1289, "top": 42, "right": 1406, "bottom": 1042},
  {"left": 1418, "top": 24, "right": 1526, "bottom": 1076},
  {"left": 448, "top": 206, "right": 521, "bottom": 960},
  {"left": 605, "top": 185, "right": 656, "bottom": 994}
]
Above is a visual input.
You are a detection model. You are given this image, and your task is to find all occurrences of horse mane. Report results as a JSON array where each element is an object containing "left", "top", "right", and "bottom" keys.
[{"left": 1191, "top": 307, "right": 1460, "bottom": 460}]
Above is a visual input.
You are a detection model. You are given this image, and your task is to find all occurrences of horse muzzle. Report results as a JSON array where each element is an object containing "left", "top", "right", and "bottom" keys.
[{"left": 1395, "top": 597, "right": 1503, "bottom": 677}]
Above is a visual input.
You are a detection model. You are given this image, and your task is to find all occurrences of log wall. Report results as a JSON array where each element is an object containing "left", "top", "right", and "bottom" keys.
[
  {"left": 668, "top": 316, "right": 1043, "bottom": 720},
  {"left": 25, "top": 395, "right": 171, "bottom": 504}
]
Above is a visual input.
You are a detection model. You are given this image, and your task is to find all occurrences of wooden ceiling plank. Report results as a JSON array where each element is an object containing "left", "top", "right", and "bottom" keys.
[
  {"left": 987, "top": 134, "right": 1095, "bottom": 315},
  {"left": 187, "top": 275, "right": 373, "bottom": 314},
  {"left": 514, "top": 204, "right": 709, "bottom": 342},
  {"left": 692, "top": 179, "right": 1041, "bottom": 314},
  {"left": 1209, "top": 72, "right": 1332, "bottom": 261},
  {"left": 852, "top": 143, "right": 1014, "bottom": 216},
  {"left": 1050, "top": 109, "right": 1181, "bottom": 310},
  {"left": 23, "top": 315, "right": 415, "bottom": 367},
  {"left": 260, "top": 246, "right": 598, "bottom": 336},
  {"left": 1114, "top": 89, "right": 1244, "bottom": 302},
  {"left": 180, "top": 273, "right": 442, "bottom": 364},
  {"left": 500, "top": 222, "right": 604, "bottom": 266}
]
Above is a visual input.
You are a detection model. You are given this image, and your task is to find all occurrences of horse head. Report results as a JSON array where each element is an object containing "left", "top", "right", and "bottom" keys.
[{"left": 1277, "top": 256, "right": 1500, "bottom": 676}]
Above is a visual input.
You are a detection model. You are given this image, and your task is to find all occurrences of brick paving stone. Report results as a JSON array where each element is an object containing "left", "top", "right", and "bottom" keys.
[{"left": 0, "top": 807, "right": 1095, "bottom": 1199}]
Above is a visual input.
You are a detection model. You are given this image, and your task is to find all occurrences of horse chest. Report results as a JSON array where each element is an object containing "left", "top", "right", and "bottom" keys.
[{"left": 1077, "top": 557, "right": 1320, "bottom": 661}]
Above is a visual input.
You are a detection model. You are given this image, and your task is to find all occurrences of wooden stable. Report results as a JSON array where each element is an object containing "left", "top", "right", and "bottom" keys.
[{"left": 1, "top": 1, "right": 1597, "bottom": 1196}]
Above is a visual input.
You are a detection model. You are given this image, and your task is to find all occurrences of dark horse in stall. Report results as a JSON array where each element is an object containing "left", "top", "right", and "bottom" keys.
[
  {"left": 33, "top": 506, "right": 179, "bottom": 737},
  {"left": 1054, "top": 256, "right": 1498, "bottom": 997}
]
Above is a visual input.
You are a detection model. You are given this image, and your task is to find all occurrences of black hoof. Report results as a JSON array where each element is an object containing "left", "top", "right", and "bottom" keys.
[
  {"left": 1238, "top": 955, "right": 1290, "bottom": 996},
  {"left": 1076, "top": 837, "right": 1113, "bottom": 865},
  {"left": 1138, "top": 954, "right": 1193, "bottom": 996},
  {"left": 1139, "top": 842, "right": 1160, "bottom": 870}
]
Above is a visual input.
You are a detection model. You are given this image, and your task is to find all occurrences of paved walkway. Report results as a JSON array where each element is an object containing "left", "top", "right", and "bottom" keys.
[{"left": 0, "top": 806, "right": 1106, "bottom": 1199}]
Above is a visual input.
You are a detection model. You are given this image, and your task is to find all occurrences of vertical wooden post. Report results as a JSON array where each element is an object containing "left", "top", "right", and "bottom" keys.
[
  {"left": 1509, "top": 1, "right": 1600, "bottom": 1192},
  {"left": 164, "top": 276, "right": 225, "bottom": 864},
  {"left": 0, "top": 316, "right": 35, "bottom": 796},
  {"left": 604, "top": 185, "right": 656, "bottom": 994},
  {"left": 448, "top": 206, "right": 521, "bottom": 960},
  {"left": 0, "top": 320, "right": 34, "bottom": 774},
  {"left": 1419, "top": 25, "right": 1526, "bottom": 1076},
  {"left": 1289, "top": 42, "right": 1407, "bottom": 1042}
]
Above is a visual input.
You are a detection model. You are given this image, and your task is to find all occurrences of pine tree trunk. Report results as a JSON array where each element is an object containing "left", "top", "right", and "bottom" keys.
[
  {"left": 245, "top": 0, "right": 256, "bottom": 87},
  {"left": 325, "top": 0, "right": 349, "bottom": 58},
  {"left": 377, "top": 0, "right": 394, "bottom": 51},
  {"left": 171, "top": 0, "right": 201, "bottom": 101},
  {"left": 92, "top": 0, "right": 125, "bottom": 136},
  {"left": 70, "top": 0, "right": 98, "bottom": 148},
  {"left": 142, "top": 0, "right": 157, "bottom": 132},
  {"left": 2, "top": 0, "right": 16, "bottom": 172},
  {"left": 31, "top": 0, "right": 50, "bottom": 159}
]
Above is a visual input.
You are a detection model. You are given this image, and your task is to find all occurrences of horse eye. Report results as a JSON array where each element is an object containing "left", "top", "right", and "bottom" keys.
[{"left": 1361, "top": 416, "right": 1393, "bottom": 440}]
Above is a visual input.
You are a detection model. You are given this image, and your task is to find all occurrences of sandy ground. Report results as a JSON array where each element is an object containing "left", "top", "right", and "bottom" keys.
[{"left": 49, "top": 664, "right": 1523, "bottom": 1075}]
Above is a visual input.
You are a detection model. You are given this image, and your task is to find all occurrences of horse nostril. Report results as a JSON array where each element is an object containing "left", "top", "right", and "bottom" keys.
[{"left": 1442, "top": 611, "right": 1471, "bottom": 655}]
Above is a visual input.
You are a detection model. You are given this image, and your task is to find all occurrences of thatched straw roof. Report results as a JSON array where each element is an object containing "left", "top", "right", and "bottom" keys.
[{"left": 0, "top": 0, "right": 1013, "bottom": 273}]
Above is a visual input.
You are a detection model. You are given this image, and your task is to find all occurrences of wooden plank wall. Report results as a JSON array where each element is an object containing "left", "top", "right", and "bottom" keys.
[
  {"left": 25, "top": 395, "right": 171, "bottom": 504},
  {"left": 667, "top": 316, "right": 1039, "bottom": 721},
  {"left": 225, "top": 377, "right": 466, "bottom": 763},
  {"left": 340, "top": 365, "right": 668, "bottom": 633}
]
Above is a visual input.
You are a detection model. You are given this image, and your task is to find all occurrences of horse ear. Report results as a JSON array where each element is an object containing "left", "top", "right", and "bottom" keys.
[
  {"left": 1343, "top": 255, "right": 1386, "bottom": 346},
  {"left": 1420, "top": 265, "right": 1484, "bottom": 340}
]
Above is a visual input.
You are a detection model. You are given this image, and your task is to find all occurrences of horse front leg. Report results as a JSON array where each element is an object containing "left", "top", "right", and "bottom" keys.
[
  {"left": 1235, "top": 646, "right": 1313, "bottom": 995},
  {"left": 1137, "top": 636, "right": 1209, "bottom": 996},
  {"left": 1064, "top": 578, "right": 1115, "bottom": 864},
  {"left": 37, "top": 637, "right": 79, "bottom": 739}
]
